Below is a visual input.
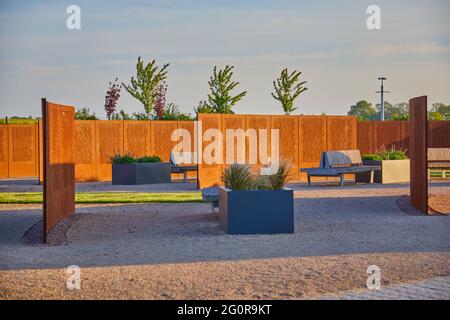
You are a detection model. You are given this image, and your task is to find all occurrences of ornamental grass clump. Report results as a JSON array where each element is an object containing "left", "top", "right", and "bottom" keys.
[
  {"left": 264, "top": 160, "right": 292, "bottom": 190},
  {"left": 221, "top": 160, "right": 292, "bottom": 191},
  {"left": 222, "top": 164, "right": 253, "bottom": 190},
  {"left": 362, "top": 145, "right": 408, "bottom": 161}
]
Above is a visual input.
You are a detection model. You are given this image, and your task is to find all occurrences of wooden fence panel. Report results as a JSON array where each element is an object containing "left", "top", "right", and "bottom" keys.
[
  {"left": 299, "top": 116, "right": 327, "bottom": 181},
  {"left": 8, "top": 124, "right": 38, "bottom": 177},
  {"left": 0, "top": 125, "right": 8, "bottom": 178},
  {"left": 74, "top": 120, "right": 96, "bottom": 181},
  {"left": 270, "top": 115, "right": 299, "bottom": 180},
  {"left": 42, "top": 100, "right": 75, "bottom": 241},
  {"left": 96, "top": 121, "right": 123, "bottom": 181}
]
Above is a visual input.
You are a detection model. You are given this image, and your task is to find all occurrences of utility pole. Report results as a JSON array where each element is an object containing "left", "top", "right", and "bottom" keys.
[{"left": 376, "top": 77, "right": 389, "bottom": 121}]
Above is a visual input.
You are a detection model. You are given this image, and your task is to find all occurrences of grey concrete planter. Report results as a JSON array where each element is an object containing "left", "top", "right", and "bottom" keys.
[
  {"left": 356, "top": 159, "right": 410, "bottom": 184},
  {"left": 219, "top": 186, "right": 294, "bottom": 235},
  {"left": 112, "top": 162, "right": 171, "bottom": 185}
]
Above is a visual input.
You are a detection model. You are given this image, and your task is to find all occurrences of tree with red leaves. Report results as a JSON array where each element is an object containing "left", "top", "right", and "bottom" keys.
[
  {"left": 105, "top": 78, "right": 122, "bottom": 120},
  {"left": 154, "top": 81, "right": 167, "bottom": 120}
]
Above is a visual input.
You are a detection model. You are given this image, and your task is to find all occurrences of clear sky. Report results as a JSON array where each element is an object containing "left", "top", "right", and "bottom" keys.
[{"left": 1, "top": 0, "right": 449, "bottom": 118}]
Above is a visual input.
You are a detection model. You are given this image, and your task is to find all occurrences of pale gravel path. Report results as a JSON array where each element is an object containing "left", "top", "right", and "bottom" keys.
[
  {"left": 319, "top": 276, "right": 450, "bottom": 300},
  {"left": 0, "top": 182, "right": 449, "bottom": 299}
]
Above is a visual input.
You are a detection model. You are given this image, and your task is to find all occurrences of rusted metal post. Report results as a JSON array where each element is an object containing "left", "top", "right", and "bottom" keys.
[{"left": 409, "top": 96, "right": 428, "bottom": 213}]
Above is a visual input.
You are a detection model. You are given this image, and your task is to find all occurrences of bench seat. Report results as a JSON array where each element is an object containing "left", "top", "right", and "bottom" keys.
[{"left": 300, "top": 150, "right": 380, "bottom": 187}]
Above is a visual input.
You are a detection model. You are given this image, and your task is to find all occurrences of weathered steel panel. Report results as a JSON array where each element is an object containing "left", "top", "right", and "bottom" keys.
[
  {"left": 42, "top": 99, "right": 75, "bottom": 241},
  {"left": 221, "top": 114, "right": 246, "bottom": 174},
  {"left": 0, "top": 125, "right": 8, "bottom": 178},
  {"left": 8, "top": 124, "right": 37, "bottom": 177},
  {"left": 124, "top": 120, "right": 151, "bottom": 157},
  {"left": 356, "top": 121, "right": 374, "bottom": 155},
  {"left": 326, "top": 116, "right": 357, "bottom": 151},
  {"left": 198, "top": 114, "right": 222, "bottom": 188},
  {"left": 409, "top": 96, "right": 428, "bottom": 213},
  {"left": 150, "top": 120, "right": 178, "bottom": 162},
  {"left": 74, "top": 120, "right": 96, "bottom": 181},
  {"left": 400, "top": 121, "right": 409, "bottom": 153},
  {"left": 373, "top": 120, "right": 402, "bottom": 152},
  {"left": 270, "top": 115, "right": 299, "bottom": 180},
  {"left": 299, "top": 116, "right": 327, "bottom": 181},
  {"left": 245, "top": 115, "right": 271, "bottom": 175},
  {"left": 428, "top": 121, "right": 450, "bottom": 148},
  {"left": 96, "top": 121, "right": 123, "bottom": 181}
]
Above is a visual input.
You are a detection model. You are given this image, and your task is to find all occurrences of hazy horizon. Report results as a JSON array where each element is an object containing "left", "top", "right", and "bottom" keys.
[{"left": 1, "top": 0, "right": 449, "bottom": 118}]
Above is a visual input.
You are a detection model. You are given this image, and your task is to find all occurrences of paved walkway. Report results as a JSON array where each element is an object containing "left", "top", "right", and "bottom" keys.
[{"left": 321, "top": 276, "right": 450, "bottom": 300}]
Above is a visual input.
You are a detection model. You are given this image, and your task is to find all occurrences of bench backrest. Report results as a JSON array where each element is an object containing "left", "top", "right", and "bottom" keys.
[
  {"left": 428, "top": 148, "right": 450, "bottom": 162},
  {"left": 170, "top": 151, "right": 196, "bottom": 166},
  {"left": 320, "top": 150, "right": 363, "bottom": 168}
]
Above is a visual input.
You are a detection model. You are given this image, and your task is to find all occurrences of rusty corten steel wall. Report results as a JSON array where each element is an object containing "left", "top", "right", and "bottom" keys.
[
  {"left": 428, "top": 121, "right": 450, "bottom": 148},
  {"left": 409, "top": 96, "right": 428, "bottom": 213},
  {"left": 7, "top": 124, "right": 38, "bottom": 177},
  {"left": 197, "top": 114, "right": 357, "bottom": 188},
  {"left": 198, "top": 114, "right": 222, "bottom": 188},
  {"left": 298, "top": 116, "right": 327, "bottom": 181},
  {"left": 373, "top": 121, "right": 403, "bottom": 152},
  {"left": 74, "top": 120, "right": 96, "bottom": 181},
  {"left": 356, "top": 121, "right": 374, "bottom": 155},
  {"left": 3, "top": 119, "right": 448, "bottom": 181},
  {"left": 0, "top": 125, "right": 8, "bottom": 178},
  {"left": 42, "top": 99, "right": 75, "bottom": 241}
]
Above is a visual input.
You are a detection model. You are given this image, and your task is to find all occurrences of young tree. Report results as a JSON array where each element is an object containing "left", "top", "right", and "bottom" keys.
[
  {"left": 122, "top": 57, "right": 169, "bottom": 118},
  {"left": 75, "top": 107, "right": 98, "bottom": 120},
  {"left": 430, "top": 103, "right": 450, "bottom": 119},
  {"left": 271, "top": 68, "right": 308, "bottom": 114},
  {"left": 202, "top": 65, "right": 247, "bottom": 114},
  {"left": 104, "top": 78, "right": 122, "bottom": 120},
  {"left": 347, "top": 100, "right": 377, "bottom": 121}
]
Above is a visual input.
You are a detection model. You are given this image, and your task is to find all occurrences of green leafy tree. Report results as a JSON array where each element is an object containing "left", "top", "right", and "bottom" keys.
[
  {"left": 428, "top": 111, "right": 444, "bottom": 120},
  {"left": 430, "top": 103, "right": 450, "bottom": 119},
  {"left": 347, "top": 100, "right": 377, "bottom": 120},
  {"left": 75, "top": 107, "right": 98, "bottom": 120},
  {"left": 271, "top": 68, "right": 308, "bottom": 115},
  {"left": 200, "top": 65, "right": 247, "bottom": 114},
  {"left": 122, "top": 57, "right": 169, "bottom": 118}
]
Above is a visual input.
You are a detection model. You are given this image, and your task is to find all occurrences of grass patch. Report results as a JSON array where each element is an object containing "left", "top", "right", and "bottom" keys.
[{"left": 0, "top": 192, "right": 203, "bottom": 204}]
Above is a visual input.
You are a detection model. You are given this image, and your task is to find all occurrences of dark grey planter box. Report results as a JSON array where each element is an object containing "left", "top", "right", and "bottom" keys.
[
  {"left": 219, "top": 187, "right": 294, "bottom": 235},
  {"left": 112, "top": 162, "right": 171, "bottom": 185}
]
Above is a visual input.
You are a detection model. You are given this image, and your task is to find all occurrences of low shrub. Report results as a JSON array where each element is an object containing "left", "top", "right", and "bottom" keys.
[
  {"left": 136, "top": 156, "right": 161, "bottom": 163},
  {"left": 110, "top": 153, "right": 135, "bottom": 164},
  {"left": 362, "top": 146, "right": 408, "bottom": 161},
  {"left": 110, "top": 154, "right": 161, "bottom": 164}
]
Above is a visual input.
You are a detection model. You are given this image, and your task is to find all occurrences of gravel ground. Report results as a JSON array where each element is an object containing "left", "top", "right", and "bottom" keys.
[{"left": 0, "top": 182, "right": 449, "bottom": 299}]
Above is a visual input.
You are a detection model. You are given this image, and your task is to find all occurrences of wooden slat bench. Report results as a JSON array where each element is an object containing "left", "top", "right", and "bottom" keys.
[
  {"left": 428, "top": 148, "right": 450, "bottom": 178},
  {"left": 300, "top": 150, "right": 381, "bottom": 187},
  {"left": 170, "top": 152, "right": 198, "bottom": 183}
]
